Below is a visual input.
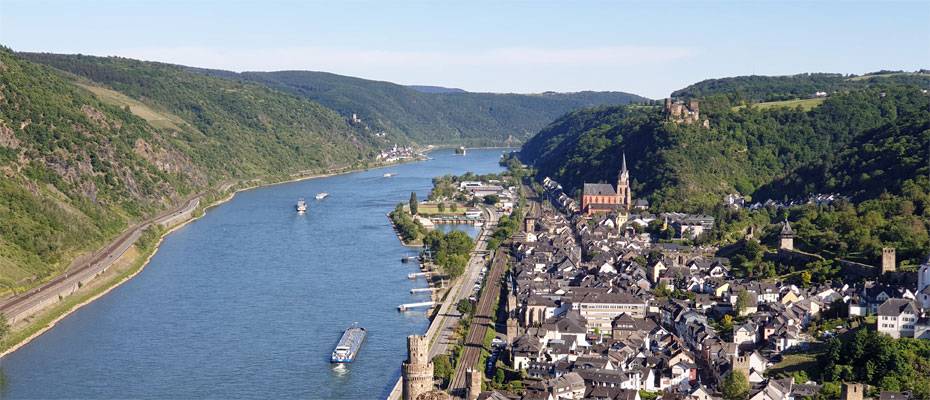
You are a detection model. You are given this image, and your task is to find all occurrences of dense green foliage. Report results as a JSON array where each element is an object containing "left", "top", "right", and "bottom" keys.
[
  {"left": 521, "top": 86, "right": 930, "bottom": 213},
  {"left": 390, "top": 204, "right": 423, "bottom": 243},
  {"left": 0, "top": 49, "right": 378, "bottom": 293},
  {"left": 0, "top": 49, "right": 198, "bottom": 291},
  {"left": 423, "top": 230, "right": 474, "bottom": 278},
  {"left": 189, "top": 68, "right": 647, "bottom": 146},
  {"left": 721, "top": 370, "right": 750, "bottom": 400},
  {"left": 409, "top": 192, "right": 418, "bottom": 215},
  {"left": 820, "top": 329, "right": 930, "bottom": 397},
  {"left": 672, "top": 71, "right": 930, "bottom": 104},
  {"left": 20, "top": 52, "right": 375, "bottom": 178}
]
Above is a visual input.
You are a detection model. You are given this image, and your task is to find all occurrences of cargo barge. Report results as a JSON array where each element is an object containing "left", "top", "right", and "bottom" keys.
[{"left": 330, "top": 324, "right": 366, "bottom": 363}]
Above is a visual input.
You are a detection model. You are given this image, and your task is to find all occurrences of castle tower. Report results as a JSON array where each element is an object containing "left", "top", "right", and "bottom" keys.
[
  {"left": 779, "top": 220, "right": 794, "bottom": 251},
  {"left": 506, "top": 317, "right": 519, "bottom": 343},
  {"left": 524, "top": 216, "right": 536, "bottom": 233},
  {"left": 467, "top": 368, "right": 482, "bottom": 400},
  {"left": 881, "top": 247, "right": 896, "bottom": 274},
  {"left": 616, "top": 153, "right": 632, "bottom": 210},
  {"left": 402, "top": 335, "right": 433, "bottom": 400},
  {"left": 841, "top": 382, "right": 864, "bottom": 400}
]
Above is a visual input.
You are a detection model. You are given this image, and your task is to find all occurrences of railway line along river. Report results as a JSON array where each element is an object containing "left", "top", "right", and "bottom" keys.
[{"left": 0, "top": 148, "right": 509, "bottom": 399}]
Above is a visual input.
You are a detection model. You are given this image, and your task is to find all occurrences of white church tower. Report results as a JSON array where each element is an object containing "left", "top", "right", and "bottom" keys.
[{"left": 918, "top": 255, "right": 930, "bottom": 309}]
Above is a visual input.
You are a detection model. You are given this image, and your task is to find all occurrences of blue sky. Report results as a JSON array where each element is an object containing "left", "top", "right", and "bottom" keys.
[{"left": 2, "top": 1, "right": 928, "bottom": 98}]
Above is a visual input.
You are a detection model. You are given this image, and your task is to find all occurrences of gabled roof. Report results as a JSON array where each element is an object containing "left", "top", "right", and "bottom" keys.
[
  {"left": 877, "top": 298, "right": 920, "bottom": 316},
  {"left": 781, "top": 220, "right": 794, "bottom": 236},
  {"left": 583, "top": 183, "right": 616, "bottom": 196}
]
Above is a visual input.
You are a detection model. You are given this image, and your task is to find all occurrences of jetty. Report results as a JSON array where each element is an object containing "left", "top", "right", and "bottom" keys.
[
  {"left": 407, "top": 272, "right": 429, "bottom": 279},
  {"left": 398, "top": 301, "right": 436, "bottom": 311},
  {"left": 410, "top": 287, "right": 438, "bottom": 294}
]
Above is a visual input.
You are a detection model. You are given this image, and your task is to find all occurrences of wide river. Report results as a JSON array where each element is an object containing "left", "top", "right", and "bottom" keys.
[{"left": 0, "top": 148, "right": 509, "bottom": 399}]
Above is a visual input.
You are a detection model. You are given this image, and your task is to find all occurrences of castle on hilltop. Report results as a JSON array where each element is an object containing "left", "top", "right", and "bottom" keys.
[{"left": 665, "top": 98, "right": 710, "bottom": 128}]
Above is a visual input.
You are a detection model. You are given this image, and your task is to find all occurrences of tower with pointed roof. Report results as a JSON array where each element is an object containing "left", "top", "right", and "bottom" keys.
[
  {"left": 779, "top": 219, "right": 794, "bottom": 251},
  {"left": 616, "top": 153, "right": 632, "bottom": 210}
]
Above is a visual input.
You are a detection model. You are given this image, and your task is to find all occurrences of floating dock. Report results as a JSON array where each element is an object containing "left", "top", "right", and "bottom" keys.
[
  {"left": 407, "top": 272, "right": 429, "bottom": 279},
  {"left": 398, "top": 301, "right": 436, "bottom": 311}
]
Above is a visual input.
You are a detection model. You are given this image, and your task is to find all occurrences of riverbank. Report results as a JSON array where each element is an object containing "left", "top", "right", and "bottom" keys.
[{"left": 0, "top": 155, "right": 425, "bottom": 357}]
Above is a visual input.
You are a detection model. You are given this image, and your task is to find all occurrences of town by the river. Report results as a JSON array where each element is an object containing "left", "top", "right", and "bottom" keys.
[{"left": 0, "top": 148, "right": 509, "bottom": 399}]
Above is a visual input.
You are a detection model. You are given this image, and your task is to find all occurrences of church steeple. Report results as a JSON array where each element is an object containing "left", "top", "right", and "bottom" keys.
[{"left": 617, "top": 152, "right": 632, "bottom": 210}]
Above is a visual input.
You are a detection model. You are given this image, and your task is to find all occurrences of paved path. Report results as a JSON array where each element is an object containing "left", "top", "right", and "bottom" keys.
[{"left": 0, "top": 195, "right": 202, "bottom": 324}]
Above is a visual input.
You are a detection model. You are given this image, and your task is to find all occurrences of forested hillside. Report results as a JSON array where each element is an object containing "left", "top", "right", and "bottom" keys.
[
  {"left": 20, "top": 53, "right": 375, "bottom": 178},
  {"left": 187, "top": 68, "right": 648, "bottom": 146},
  {"left": 672, "top": 71, "right": 930, "bottom": 104},
  {"left": 1, "top": 50, "right": 376, "bottom": 294},
  {"left": 520, "top": 86, "right": 930, "bottom": 212}
]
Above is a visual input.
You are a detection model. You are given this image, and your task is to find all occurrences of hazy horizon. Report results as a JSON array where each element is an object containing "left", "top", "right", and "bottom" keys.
[{"left": 2, "top": 0, "right": 929, "bottom": 99}]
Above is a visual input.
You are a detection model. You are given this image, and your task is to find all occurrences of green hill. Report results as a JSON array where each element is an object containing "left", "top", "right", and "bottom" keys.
[
  {"left": 187, "top": 68, "right": 648, "bottom": 146},
  {"left": 520, "top": 85, "right": 930, "bottom": 212},
  {"left": 672, "top": 71, "right": 930, "bottom": 105},
  {"left": 1, "top": 50, "right": 375, "bottom": 293}
]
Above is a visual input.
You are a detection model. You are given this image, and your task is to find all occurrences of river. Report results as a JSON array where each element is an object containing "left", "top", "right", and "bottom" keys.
[{"left": 0, "top": 148, "right": 509, "bottom": 399}]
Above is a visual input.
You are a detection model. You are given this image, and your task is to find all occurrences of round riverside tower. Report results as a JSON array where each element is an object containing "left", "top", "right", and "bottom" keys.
[{"left": 403, "top": 335, "right": 433, "bottom": 400}]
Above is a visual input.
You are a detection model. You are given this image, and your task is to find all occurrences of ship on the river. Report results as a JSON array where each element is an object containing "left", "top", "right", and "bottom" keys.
[
  {"left": 315, "top": 192, "right": 329, "bottom": 200},
  {"left": 331, "top": 324, "right": 367, "bottom": 363},
  {"left": 296, "top": 198, "right": 308, "bottom": 213}
]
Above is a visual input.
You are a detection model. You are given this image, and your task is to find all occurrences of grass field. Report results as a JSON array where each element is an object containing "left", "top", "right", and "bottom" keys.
[
  {"left": 733, "top": 97, "right": 826, "bottom": 112},
  {"left": 767, "top": 353, "right": 820, "bottom": 379},
  {"left": 75, "top": 82, "right": 187, "bottom": 130},
  {"left": 417, "top": 202, "right": 466, "bottom": 216},
  {"left": 847, "top": 72, "right": 930, "bottom": 81}
]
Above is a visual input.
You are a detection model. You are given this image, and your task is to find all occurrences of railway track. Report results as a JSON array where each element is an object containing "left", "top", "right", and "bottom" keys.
[
  {"left": 448, "top": 246, "right": 507, "bottom": 395},
  {"left": 0, "top": 196, "right": 202, "bottom": 321}
]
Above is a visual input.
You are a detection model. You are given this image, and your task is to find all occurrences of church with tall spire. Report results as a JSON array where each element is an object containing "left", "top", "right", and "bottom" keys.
[
  {"left": 581, "top": 151, "right": 634, "bottom": 215},
  {"left": 616, "top": 153, "right": 632, "bottom": 211}
]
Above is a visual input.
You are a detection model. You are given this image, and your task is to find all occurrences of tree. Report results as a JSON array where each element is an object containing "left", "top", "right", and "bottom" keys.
[
  {"left": 735, "top": 290, "right": 752, "bottom": 315},
  {"left": 438, "top": 203, "right": 446, "bottom": 213},
  {"left": 409, "top": 192, "right": 418, "bottom": 215},
  {"left": 801, "top": 270, "right": 813, "bottom": 287},
  {"left": 433, "top": 354, "right": 454, "bottom": 382},
  {"left": 721, "top": 370, "right": 750, "bottom": 400},
  {"left": 483, "top": 194, "right": 500, "bottom": 205},
  {"left": 720, "top": 314, "right": 734, "bottom": 332}
]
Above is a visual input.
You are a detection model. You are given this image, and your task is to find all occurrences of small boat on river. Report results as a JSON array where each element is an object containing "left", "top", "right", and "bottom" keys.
[
  {"left": 296, "top": 198, "right": 308, "bottom": 213},
  {"left": 331, "top": 324, "right": 366, "bottom": 363},
  {"left": 315, "top": 192, "right": 329, "bottom": 200}
]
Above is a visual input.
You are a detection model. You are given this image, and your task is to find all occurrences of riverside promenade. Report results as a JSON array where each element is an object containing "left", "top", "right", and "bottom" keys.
[{"left": 387, "top": 206, "right": 500, "bottom": 400}]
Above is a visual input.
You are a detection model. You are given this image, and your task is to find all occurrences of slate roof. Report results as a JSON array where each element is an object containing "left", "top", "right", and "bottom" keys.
[
  {"left": 877, "top": 298, "right": 920, "bottom": 316},
  {"left": 583, "top": 183, "right": 616, "bottom": 196}
]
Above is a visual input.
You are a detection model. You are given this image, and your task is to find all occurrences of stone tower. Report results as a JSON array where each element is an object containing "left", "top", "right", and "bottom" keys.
[
  {"left": 841, "top": 382, "right": 864, "bottom": 400},
  {"left": 467, "top": 368, "right": 482, "bottom": 400},
  {"left": 616, "top": 153, "right": 632, "bottom": 210},
  {"left": 524, "top": 216, "right": 536, "bottom": 233},
  {"left": 779, "top": 220, "right": 794, "bottom": 251},
  {"left": 881, "top": 247, "right": 896, "bottom": 274},
  {"left": 506, "top": 317, "right": 519, "bottom": 343},
  {"left": 403, "top": 335, "right": 433, "bottom": 400}
]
